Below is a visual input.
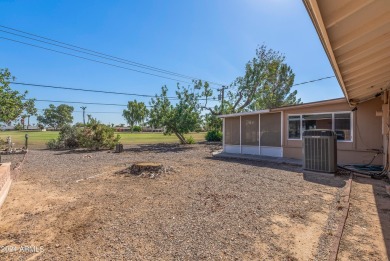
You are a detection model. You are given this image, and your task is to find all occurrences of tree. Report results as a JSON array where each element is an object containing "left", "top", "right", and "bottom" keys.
[
  {"left": 37, "top": 104, "right": 74, "bottom": 130},
  {"left": 204, "top": 113, "right": 222, "bottom": 131},
  {"left": 24, "top": 99, "right": 37, "bottom": 129},
  {"left": 0, "top": 68, "right": 28, "bottom": 124},
  {"left": 122, "top": 100, "right": 149, "bottom": 131},
  {"left": 20, "top": 114, "right": 27, "bottom": 130},
  {"left": 149, "top": 85, "right": 201, "bottom": 144},
  {"left": 201, "top": 45, "right": 301, "bottom": 115}
]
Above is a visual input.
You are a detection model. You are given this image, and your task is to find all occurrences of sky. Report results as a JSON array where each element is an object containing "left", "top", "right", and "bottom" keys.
[{"left": 0, "top": 0, "right": 344, "bottom": 125}]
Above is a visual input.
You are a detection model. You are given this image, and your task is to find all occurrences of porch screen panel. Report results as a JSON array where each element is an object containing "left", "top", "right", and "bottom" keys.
[
  {"left": 241, "top": 115, "right": 259, "bottom": 146},
  {"left": 225, "top": 117, "right": 240, "bottom": 145},
  {"left": 260, "top": 113, "right": 281, "bottom": 147}
]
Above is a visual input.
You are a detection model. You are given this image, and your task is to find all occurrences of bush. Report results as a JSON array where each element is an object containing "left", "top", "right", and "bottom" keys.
[
  {"left": 46, "top": 139, "right": 62, "bottom": 150},
  {"left": 59, "top": 125, "right": 80, "bottom": 149},
  {"left": 46, "top": 120, "right": 121, "bottom": 150},
  {"left": 78, "top": 119, "right": 121, "bottom": 150},
  {"left": 14, "top": 123, "right": 23, "bottom": 130},
  {"left": 186, "top": 135, "right": 196, "bottom": 144},
  {"left": 205, "top": 130, "right": 222, "bottom": 142},
  {"left": 46, "top": 125, "right": 80, "bottom": 149},
  {"left": 0, "top": 138, "right": 6, "bottom": 150},
  {"left": 132, "top": 126, "right": 142, "bottom": 132}
]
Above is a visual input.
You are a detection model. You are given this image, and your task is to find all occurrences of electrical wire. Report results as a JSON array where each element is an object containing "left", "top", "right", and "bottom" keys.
[
  {"left": 0, "top": 27, "right": 225, "bottom": 87},
  {"left": 292, "top": 76, "right": 335, "bottom": 86},
  {"left": 10, "top": 75, "right": 337, "bottom": 102},
  {"left": 0, "top": 36, "right": 197, "bottom": 85},
  {"left": 12, "top": 82, "right": 177, "bottom": 99},
  {"left": 27, "top": 99, "right": 133, "bottom": 107}
]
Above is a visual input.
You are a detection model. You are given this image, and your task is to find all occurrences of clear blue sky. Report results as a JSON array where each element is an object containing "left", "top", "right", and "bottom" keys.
[{"left": 0, "top": 0, "right": 343, "bottom": 125}]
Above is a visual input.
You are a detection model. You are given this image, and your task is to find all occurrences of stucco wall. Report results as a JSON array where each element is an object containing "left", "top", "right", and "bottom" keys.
[
  {"left": 0, "top": 162, "right": 12, "bottom": 209},
  {"left": 282, "top": 97, "right": 383, "bottom": 165}
]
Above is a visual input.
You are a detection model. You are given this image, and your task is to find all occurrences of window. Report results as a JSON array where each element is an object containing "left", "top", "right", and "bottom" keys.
[
  {"left": 288, "top": 112, "right": 352, "bottom": 141},
  {"left": 288, "top": 115, "right": 300, "bottom": 139},
  {"left": 302, "top": 114, "right": 332, "bottom": 131},
  {"left": 335, "top": 113, "right": 351, "bottom": 141}
]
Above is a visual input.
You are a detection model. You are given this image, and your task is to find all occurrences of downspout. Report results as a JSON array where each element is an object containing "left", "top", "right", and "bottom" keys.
[
  {"left": 240, "top": 116, "right": 242, "bottom": 154},
  {"left": 222, "top": 118, "right": 225, "bottom": 152},
  {"left": 386, "top": 91, "right": 390, "bottom": 178}
]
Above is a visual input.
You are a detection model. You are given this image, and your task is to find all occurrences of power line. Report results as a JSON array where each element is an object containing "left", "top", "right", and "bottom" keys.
[
  {"left": 0, "top": 36, "right": 198, "bottom": 85},
  {"left": 29, "top": 99, "right": 133, "bottom": 107},
  {"left": 12, "top": 82, "right": 176, "bottom": 99},
  {"left": 0, "top": 25, "right": 225, "bottom": 87},
  {"left": 292, "top": 76, "right": 335, "bottom": 86},
  {"left": 37, "top": 109, "right": 122, "bottom": 114},
  {"left": 11, "top": 81, "right": 214, "bottom": 101}
]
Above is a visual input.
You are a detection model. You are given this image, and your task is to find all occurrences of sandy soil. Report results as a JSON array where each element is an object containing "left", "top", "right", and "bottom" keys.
[
  {"left": 0, "top": 144, "right": 378, "bottom": 260},
  {"left": 337, "top": 176, "right": 390, "bottom": 261}
]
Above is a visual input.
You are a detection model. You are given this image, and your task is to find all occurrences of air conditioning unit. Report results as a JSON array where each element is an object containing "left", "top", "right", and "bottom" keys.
[{"left": 303, "top": 130, "right": 337, "bottom": 173}]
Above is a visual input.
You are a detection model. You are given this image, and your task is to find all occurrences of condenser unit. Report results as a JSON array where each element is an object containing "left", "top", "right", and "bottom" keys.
[{"left": 303, "top": 130, "right": 337, "bottom": 173}]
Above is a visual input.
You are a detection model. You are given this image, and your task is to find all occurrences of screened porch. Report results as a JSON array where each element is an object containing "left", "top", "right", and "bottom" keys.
[{"left": 223, "top": 112, "right": 282, "bottom": 157}]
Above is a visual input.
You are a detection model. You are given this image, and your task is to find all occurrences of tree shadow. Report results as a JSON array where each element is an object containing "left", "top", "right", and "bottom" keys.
[
  {"left": 124, "top": 143, "right": 195, "bottom": 154},
  {"left": 54, "top": 149, "right": 104, "bottom": 155}
]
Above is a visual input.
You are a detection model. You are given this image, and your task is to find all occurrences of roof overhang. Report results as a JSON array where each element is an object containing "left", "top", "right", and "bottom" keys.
[
  {"left": 219, "top": 109, "right": 270, "bottom": 118},
  {"left": 303, "top": 0, "right": 390, "bottom": 105},
  {"left": 271, "top": 97, "right": 347, "bottom": 111}
]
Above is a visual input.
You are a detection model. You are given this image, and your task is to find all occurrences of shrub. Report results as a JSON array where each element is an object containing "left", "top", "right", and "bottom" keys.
[
  {"left": 46, "top": 125, "right": 80, "bottom": 149},
  {"left": 78, "top": 119, "right": 121, "bottom": 150},
  {"left": 14, "top": 123, "right": 23, "bottom": 130},
  {"left": 186, "top": 135, "right": 196, "bottom": 144},
  {"left": 205, "top": 130, "right": 222, "bottom": 142},
  {"left": 46, "top": 120, "right": 121, "bottom": 150},
  {"left": 132, "top": 126, "right": 142, "bottom": 132},
  {"left": 0, "top": 138, "right": 6, "bottom": 150},
  {"left": 59, "top": 125, "right": 80, "bottom": 149},
  {"left": 46, "top": 139, "right": 62, "bottom": 150}
]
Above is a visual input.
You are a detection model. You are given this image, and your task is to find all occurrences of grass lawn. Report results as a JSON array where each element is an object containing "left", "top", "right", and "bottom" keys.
[{"left": 0, "top": 130, "right": 206, "bottom": 149}]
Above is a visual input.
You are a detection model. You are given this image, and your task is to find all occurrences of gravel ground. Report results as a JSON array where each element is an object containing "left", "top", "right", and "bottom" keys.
[{"left": 0, "top": 144, "right": 346, "bottom": 260}]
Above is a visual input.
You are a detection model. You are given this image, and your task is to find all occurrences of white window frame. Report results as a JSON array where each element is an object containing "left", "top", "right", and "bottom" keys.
[{"left": 287, "top": 111, "right": 353, "bottom": 142}]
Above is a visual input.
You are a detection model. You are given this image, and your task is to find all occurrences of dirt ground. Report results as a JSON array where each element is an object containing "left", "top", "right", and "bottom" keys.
[{"left": 0, "top": 144, "right": 388, "bottom": 260}]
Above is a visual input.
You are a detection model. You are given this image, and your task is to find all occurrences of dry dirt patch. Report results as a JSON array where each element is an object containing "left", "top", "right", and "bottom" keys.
[{"left": 0, "top": 144, "right": 347, "bottom": 260}]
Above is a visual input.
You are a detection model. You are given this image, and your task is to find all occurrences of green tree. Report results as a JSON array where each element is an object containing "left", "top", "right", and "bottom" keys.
[
  {"left": 205, "top": 113, "right": 222, "bottom": 131},
  {"left": 37, "top": 104, "right": 74, "bottom": 130},
  {"left": 20, "top": 114, "right": 28, "bottom": 130},
  {"left": 149, "top": 85, "right": 201, "bottom": 144},
  {"left": 201, "top": 45, "right": 301, "bottom": 115},
  {"left": 0, "top": 68, "right": 28, "bottom": 124},
  {"left": 122, "top": 100, "right": 149, "bottom": 131},
  {"left": 227, "top": 45, "right": 300, "bottom": 112},
  {"left": 24, "top": 99, "right": 37, "bottom": 129}
]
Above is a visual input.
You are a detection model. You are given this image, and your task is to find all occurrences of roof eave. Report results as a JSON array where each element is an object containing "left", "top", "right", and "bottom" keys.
[{"left": 302, "top": 0, "right": 350, "bottom": 104}]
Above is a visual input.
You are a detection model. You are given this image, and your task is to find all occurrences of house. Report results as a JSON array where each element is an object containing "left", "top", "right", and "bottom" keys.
[
  {"left": 220, "top": 0, "right": 390, "bottom": 172},
  {"left": 302, "top": 0, "right": 390, "bottom": 176},
  {"left": 220, "top": 96, "right": 383, "bottom": 165}
]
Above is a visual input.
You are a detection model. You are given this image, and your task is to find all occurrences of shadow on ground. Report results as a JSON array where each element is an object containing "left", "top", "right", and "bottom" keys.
[
  {"left": 124, "top": 143, "right": 195, "bottom": 154},
  {"left": 54, "top": 149, "right": 104, "bottom": 155},
  {"left": 210, "top": 155, "right": 348, "bottom": 188},
  {"left": 208, "top": 155, "right": 302, "bottom": 174},
  {"left": 354, "top": 177, "right": 390, "bottom": 258},
  {"left": 303, "top": 171, "right": 347, "bottom": 188}
]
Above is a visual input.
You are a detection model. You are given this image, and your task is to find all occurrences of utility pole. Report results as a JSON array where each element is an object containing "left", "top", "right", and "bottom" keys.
[
  {"left": 80, "top": 106, "right": 87, "bottom": 125},
  {"left": 218, "top": 86, "right": 228, "bottom": 114}
]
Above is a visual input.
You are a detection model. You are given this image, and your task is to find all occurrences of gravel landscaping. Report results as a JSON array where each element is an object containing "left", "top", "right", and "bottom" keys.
[{"left": 0, "top": 144, "right": 346, "bottom": 260}]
